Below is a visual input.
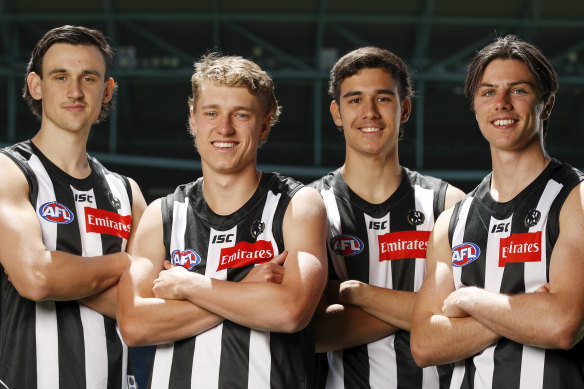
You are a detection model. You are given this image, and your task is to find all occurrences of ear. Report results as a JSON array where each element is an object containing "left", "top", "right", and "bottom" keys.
[
  {"left": 400, "top": 97, "right": 412, "bottom": 123},
  {"left": 540, "top": 95, "right": 555, "bottom": 120},
  {"left": 330, "top": 100, "right": 343, "bottom": 127},
  {"left": 27, "top": 72, "right": 42, "bottom": 101},
  {"left": 102, "top": 77, "right": 115, "bottom": 103},
  {"left": 259, "top": 114, "right": 271, "bottom": 140},
  {"left": 189, "top": 107, "right": 197, "bottom": 136}
]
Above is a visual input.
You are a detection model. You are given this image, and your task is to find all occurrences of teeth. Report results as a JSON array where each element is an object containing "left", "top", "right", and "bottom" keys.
[
  {"left": 213, "top": 142, "right": 236, "bottom": 148},
  {"left": 360, "top": 127, "right": 381, "bottom": 133},
  {"left": 493, "top": 119, "right": 515, "bottom": 126}
]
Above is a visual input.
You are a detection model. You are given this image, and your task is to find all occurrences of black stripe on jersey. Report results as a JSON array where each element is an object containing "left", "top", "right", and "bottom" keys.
[
  {"left": 169, "top": 338, "right": 196, "bottom": 387},
  {"left": 492, "top": 339, "right": 521, "bottom": 389},
  {"left": 460, "top": 359, "right": 475, "bottom": 389},
  {"left": 57, "top": 301, "right": 86, "bottom": 388},
  {"left": 389, "top": 193, "right": 416, "bottom": 293},
  {"left": 395, "top": 331, "right": 422, "bottom": 388},
  {"left": 338, "top": 199, "right": 370, "bottom": 283},
  {"left": 459, "top": 202, "right": 490, "bottom": 289},
  {"left": 270, "top": 329, "right": 316, "bottom": 389},
  {"left": 499, "top": 209, "right": 531, "bottom": 295},
  {"left": 90, "top": 165, "right": 124, "bottom": 255},
  {"left": 106, "top": 318, "right": 124, "bottom": 389},
  {"left": 218, "top": 322, "right": 250, "bottom": 389},
  {"left": 343, "top": 345, "right": 371, "bottom": 388}
]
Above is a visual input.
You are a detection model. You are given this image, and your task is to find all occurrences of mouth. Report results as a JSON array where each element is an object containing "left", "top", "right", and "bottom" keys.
[
  {"left": 212, "top": 141, "right": 237, "bottom": 149},
  {"left": 492, "top": 119, "right": 517, "bottom": 127},
  {"left": 358, "top": 127, "right": 383, "bottom": 133}
]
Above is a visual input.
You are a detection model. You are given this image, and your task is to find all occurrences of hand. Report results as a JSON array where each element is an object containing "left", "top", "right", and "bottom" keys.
[
  {"left": 242, "top": 250, "right": 287, "bottom": 284},
  {"left": 441, "top": 287, "right": 473, "bottom": 318},
  {"left": 535, "top": 282, "right": 551, "bottom": 293},
  {"left": 338, "top": 280, "right": 367, "bottom": 306},
  {"left": 152, "top": 261, "right": 196, "bottom": 300}
]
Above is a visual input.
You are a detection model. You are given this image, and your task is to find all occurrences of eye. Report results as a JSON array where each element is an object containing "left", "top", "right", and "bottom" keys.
[
  {"left": 82, "top": 76, "right": 97, "bottom": 83},
  {"left": 348, "top": 97, "right": 361, "bottom": 104},
  {"left": 378, "top": 96, "right": 391, "bottom": 102},
  {"left": 55, "top": 75, "right": 67, "bottom": 81},
  {"left": 235, "top": 113, "right": 249, "bottom": 119},
  {"left": 511, "top": 88, "right": 527, "bottom": 95},
  {"left": 204, "top": 111, "right": 217, "bottom": 117},
  {"left": 481, "top": 90, "right": 495, "bottom": 97}
]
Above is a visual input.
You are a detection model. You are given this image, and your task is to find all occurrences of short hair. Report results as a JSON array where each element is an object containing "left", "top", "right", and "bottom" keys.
[
  {"left": 23, "top": 25, "right": 115, "bottom": 123},
  {"left": 464, "top": 35, "right": 558, "bottom": 137},
  {"left": 328, "top": 46, "right": 414, "bottom": 138},
  {"left": 188, "top": 53, "right": 281, "bottom": 147}
]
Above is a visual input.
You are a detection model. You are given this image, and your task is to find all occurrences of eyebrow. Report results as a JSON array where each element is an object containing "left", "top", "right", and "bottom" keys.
[
  {"left": 47, "top": 69, "right": 103, "bottom": 77},
  {"left": 200, "top": 104, "right": 254, "bottom": 111},
  {"left": 342, "top": 89, "right": 396, "bottom": 98},
  {"left": 477, "top": 80, "right": 535, "bottom": 88}
]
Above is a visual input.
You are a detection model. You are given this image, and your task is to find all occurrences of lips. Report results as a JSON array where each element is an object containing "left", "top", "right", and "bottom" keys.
[
  {"left": 212, "top": 141, "right": 237, "bottom": 148},
  {"left": 492, "top": 119, "right": 516, "bottom": 126}
]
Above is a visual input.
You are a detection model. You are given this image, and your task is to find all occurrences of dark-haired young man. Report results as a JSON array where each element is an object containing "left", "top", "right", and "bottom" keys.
[
  {"left": 311, "top": 46, "right": 464, "bottom": 388},
  {"left": 411, "top": 35, "right": 584, "bottom": 388},
  {"left": 0, "top": 25, "right": 146, "bottom": 388},
  {"left": 117, "top": 54, "right": 327, "bottom": 388}
]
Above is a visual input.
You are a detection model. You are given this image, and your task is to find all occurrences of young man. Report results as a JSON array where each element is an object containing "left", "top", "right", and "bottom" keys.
[
  {"left": 311, "top": 47, "right": 464, "bottom": 388},
  {"left": 0, "top": 25, "right": 146, "bottom": 389},
  {"left": 117, "top": 54, "right": 328, "bottom": 388},
  {"left": 411, "top": 35, "right": 584, "bottom": 388}
]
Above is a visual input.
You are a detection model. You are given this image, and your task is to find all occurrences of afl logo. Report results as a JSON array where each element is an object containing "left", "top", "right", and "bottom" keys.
[
  {"left": 39, "top": 201, "right": 74, "bottom": 224},
  {"left": 330, "top": 234, "right": 364, "bottom": 256},
  {"left": 171, "top": 249, "right": 201, "bottom": 270},
  {"left": 452, "top": 242, "right": 480, "bottom": 267}
]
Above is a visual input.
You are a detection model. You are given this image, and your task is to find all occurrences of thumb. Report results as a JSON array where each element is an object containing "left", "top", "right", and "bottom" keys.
[
  {"left": 271, "top": 250, "right": 288, "bottom": 265},
  {"left": 163, "top": 260, "right": 173, "bottom": 270}
]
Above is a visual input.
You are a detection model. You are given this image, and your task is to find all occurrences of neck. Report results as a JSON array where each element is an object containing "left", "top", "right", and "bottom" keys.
[
  {"left": 489, "top": 140, "right": 549, "bottom": 202},
  {"left": 202, "top": 166, "right": 262, "bottom": 215},
  {"left": 341, "top": 149, "right": 402, "bottom": 204},
  {"left": 32, "top": 126, "right": 91, "bottom": 179}
]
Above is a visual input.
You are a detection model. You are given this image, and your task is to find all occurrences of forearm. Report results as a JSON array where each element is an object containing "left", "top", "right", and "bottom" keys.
[
  {"left": 411, "top": 312, "right": 500, "bottom": 366},
  {"left": 78, "top": 285, "right": 118, "bottom": 319},
  {"left": 118, "top": 296, "right": 224, "bottom": 347},
  {"left": 349, "top": 284, "right": 417, "bottom": 331},
  {"left": 315, "top": 303, "right": 398, "bottom": 352},
  {"left": 458, "top": 287, "right": 584, "bottom": 349}
]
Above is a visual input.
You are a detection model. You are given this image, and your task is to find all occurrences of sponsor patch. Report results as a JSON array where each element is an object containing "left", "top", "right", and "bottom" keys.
[
  {"left": 378, "top": 230, "right": 431, "bottom": 261},
  {"left": 330, "top": 234, "right": 364, "bottom": 256},
  {"left": 499, "top": 231, "right": 542, "bottom": 267},
  {"left": 85, "top": 207, "right": 131, "bottom": 239},
  {"left": 39, "top": 201, "right": 74, "bottom": 224},
  {"left": 524, "top": 209, "right": 541, "bottom": 228},
  {"left": 217, "top": 240, "right": 274, "bottom": 271},
  {"left": 408, "top": 210, "right": 425, "bottom": 226},
  {"left": 107, "top": 191, "right": 121, "bottom": 210},
  {"left": 250, "top": 220, "right": 265, "bottom": 239},
  {"left": 171, "top": 249, "right": 201, "bottom": 270},
  {"left": 452, "top": 242, "right": 480, "bottom": 267}
]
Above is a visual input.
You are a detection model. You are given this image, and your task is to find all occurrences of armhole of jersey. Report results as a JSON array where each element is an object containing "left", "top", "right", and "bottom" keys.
[
  {"left": 434, "top": 180, "right": 449, "bottom": 217},
  {"left": 548, "top": 175, "right": 584, "bottom": 245},
  {"left": 447, "top": 200, "right": 463, "bottom": 247},
  {"left": 160, "top": 196, "right": 172, "bottom": 261},
  {"left": 273, "top": 183, "right": 303, "bottom": 251},
  {"left": 121, "top": 175, "right": 133, "bottom": 207},
  {"left": 0, "top": 149, "right": 38, "bottom": 204}
]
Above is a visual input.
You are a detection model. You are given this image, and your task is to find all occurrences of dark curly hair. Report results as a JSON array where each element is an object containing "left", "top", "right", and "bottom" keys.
[{"left": 23, "top": 25, "right": 115, "bottom": 123}]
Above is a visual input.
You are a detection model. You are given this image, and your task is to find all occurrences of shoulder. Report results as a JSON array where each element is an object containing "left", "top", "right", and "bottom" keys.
[
  {"left": 0, "top": 152, "right": 30, "bottom": 197},
  {"left": 444, "top": 185, "right": 466, "bottom": 209},
  {"left": 288, "top": 186, "right": 326, "bottom": 217}
]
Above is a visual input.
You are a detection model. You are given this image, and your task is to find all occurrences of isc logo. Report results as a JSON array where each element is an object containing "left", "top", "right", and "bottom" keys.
[
  {"left": 212, "top": 234, "right": 234, "bottom": 244},
  {"left": 330, "top": 234, "right": 364, "bottom": 256},
  {"left": 452, "top": 242, "right": 480, "bottom": 267},
  {"left": 74, "top": 193, "right": 94, "bottom": 202},
  {"left": 171, "top": 249, "right": 201, "bottom": 270},
  {"left": 39, "top": 201, "right": 74, "bottom": 224},
  {"left": 491, "top": 222, "right": 510, "bottom": 233},
  {"left": 368, "top": 221, "right": 387, "bottom": 230}
]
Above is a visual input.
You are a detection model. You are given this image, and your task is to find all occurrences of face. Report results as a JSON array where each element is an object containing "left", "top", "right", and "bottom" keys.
[
  {"left": 473, "top": 58, "right": 553, "bottom": 152},
  {"left": 330, "top": 67, "right": 411, "bottom": 158},
  {"left": 190, "top": 81, "right": 270, "bottom": 175},
  {"left": 27, "top": 43, "right": 114, "bottom": 134}
]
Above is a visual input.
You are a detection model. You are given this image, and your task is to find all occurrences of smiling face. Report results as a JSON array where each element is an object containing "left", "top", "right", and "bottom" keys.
[
  {"left": 330, "top": 67, "right": 411, "bottom": 159},
  {"left": 27, "top": 43, "right": 114, "bottom": 135},
  {"left": 190, "top": 81, "right": 270, "bottom": 176},
  {"left": 473, "top": 58, "right": 554, "bottom": 153}
]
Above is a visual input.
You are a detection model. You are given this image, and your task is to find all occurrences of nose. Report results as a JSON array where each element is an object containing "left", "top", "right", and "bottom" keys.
[
  {"left": 494, "top": 92, "right": 512, "bottom": 111},
  {"left": 217, "top": 114, "right": 235, "bottom": 135},
  {"left": 362, "top": 98, "right": 380, "bottom": 119},
  {"left": 67, "top": 79, "right": 84, "bottom": 99}
]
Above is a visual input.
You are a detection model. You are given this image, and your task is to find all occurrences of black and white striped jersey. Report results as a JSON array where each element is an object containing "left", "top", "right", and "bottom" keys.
[
  {"left": 447, "top": 159, "right": 584, "bottom": 389},
  {"left": 149, "top": 172, "right": 317, "bottom": 389},
  {"left": 0, "top": 140, "right": 136, "bottom": 389},
  {"left": 311, "top": 167, "right": 453, "bottom": 389}
]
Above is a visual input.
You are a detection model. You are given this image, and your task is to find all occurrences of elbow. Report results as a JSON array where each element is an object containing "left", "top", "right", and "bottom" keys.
[
  {"left": 118, "top": 313, "right": 149, "bottom": 347},
  {"left": 273, "top": 304, "right": 313, "bottom": 333},
  {"left": 547, "top": 320, "right": 583, "bottom": 350},
  {"left": 14, "top": 270, "right": 53, "bottom": 302},
  {"left": 410, "top": 336, "right": 434, "bottom": 368}
]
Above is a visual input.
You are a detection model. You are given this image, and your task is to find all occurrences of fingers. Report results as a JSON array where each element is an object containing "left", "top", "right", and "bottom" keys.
[
  {"left": 163, "top": 260, "right": 173, "bottom": 270},
  {"left": 271, "top": 250, "right": 288, "bottom": 265}
]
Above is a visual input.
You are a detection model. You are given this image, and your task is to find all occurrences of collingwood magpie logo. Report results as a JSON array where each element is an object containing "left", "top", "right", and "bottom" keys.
[
  {"left": 108, "top": 191, "right": 121, "bottom": 209},
  {"left": 524, "top": 208, "right": 541, "bottom": 228},
  {"left": 407, "top": 210, "right": 425, "bottom": 226},
  {"left": 251, "top": 220, "right": 265, "bottom": 239}
]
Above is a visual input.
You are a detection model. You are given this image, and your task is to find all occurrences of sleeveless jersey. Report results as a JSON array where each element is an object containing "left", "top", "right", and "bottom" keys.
[
  {"left": 0, "top": 140, "right": 136, "bottom": 389},
  {"left": 447, "top": 159, "right": 584, "bottom": 389},
  {"left": 311, "top": 167, "right": 453, "bottom": 389},
  {"left": 150, "top": 172, "right": 317, "bottom": 389}
]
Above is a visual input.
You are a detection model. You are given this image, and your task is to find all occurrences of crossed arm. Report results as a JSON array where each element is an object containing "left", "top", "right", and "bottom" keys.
[
  {"left": 117, "top": 186, "right": 328, "bottom": 346},
  {"left": 411, "top": 182, "right": 584, "bottom": 367},
  {"left": 314, "top": 184, "right": 466, "bottom": 353},
  {"left": 0, "top": 154, "right": 146, "bottom": 318}
]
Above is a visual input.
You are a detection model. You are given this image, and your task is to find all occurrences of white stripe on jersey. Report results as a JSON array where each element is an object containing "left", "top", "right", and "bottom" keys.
[
  {"left": 321, "top": 187, "right": 348, "bottom": 281},
  {"left": 449, "top": 361, "right": 465, "bottom": 389},
  {"left": 518, "top": 179, "right": 562, "bottom": 389},
  {"left": 452, "top": 197, "right": 473, "bottom": 290},
  {"left": 80, "top": 305, "right": 109, "bottom": 389},
  {"left": 325, "top": 350, "right": 344, "bottom": 389},
  {"left": 413, "top": 184, "right": 435, "bottom": 292},
  {"left": 151, "top": 197, "right": 190, "bottom": 388},
  {"left": 248, "top": 191, "right": 281, "bottom": 389},
  {"left": 29, "top": 154, "right": 59, "bottom": 389},
  {"left": 104, "top": 172, "right": 132, "bottom": 252},
  {"left": 473, "top": 345, "right": 496, "bottom": 389}
]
